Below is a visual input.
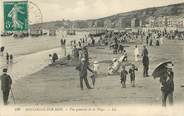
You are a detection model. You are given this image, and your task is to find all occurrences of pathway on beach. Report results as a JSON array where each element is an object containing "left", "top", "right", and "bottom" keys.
[
  {"left": 0, "top": 32, "right": 88, "bottom": 105},
  {"left": 0, "top": 48, "right": 62, "bottom": 80},
  {"left": 0, "top": 47, "right": 63, "bottom": 105},
  {"left": 0, "top": 38, "right": 64, "bottom": 81},
  {"left": 0, "top": 32, "right": 88, "bottom": 80}
]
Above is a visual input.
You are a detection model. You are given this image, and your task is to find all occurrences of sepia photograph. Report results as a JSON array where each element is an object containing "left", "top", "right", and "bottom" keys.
[{"left": 0, "top": 0, "right": 184, "bottom": 115}]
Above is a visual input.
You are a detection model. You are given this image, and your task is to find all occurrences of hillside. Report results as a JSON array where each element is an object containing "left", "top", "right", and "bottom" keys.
[{"left": 31, "top": 2, "right": 184, "bottom": 29}]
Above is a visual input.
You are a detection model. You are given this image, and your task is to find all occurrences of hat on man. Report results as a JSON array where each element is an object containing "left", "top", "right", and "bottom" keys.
[
  {"left": 94, "top": 60, "right": 99, "bottom": 64},
  {"left": 166, "top": 63, "right": 174, "bottom": 69},
  {"left": 131, "top": 64, "right": 135, "bottom": 68},
  {"left": 81, "top": 58, "right": 85, "bottom": 62},
  {"left": 3, "top": 68, "right": 7, "bottom": 72}
]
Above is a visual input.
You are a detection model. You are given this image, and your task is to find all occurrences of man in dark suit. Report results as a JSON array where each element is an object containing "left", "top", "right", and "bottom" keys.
[
  {"left": 160, "top": 63, "right": 174, "bottom": 107},
  {"left": 142, "top": 45, "right": 148, "bottom": 57},
  {"left": 142, "top": 55, "right": 149, "bottom": 77},
  {"left": 82, "top": 46, "right": 89, "bottom": 63},
  {"left": 76, "top": 58, "right": 94, "bottom": 90},
  {"left": 0, "top": 68, "right": 12, "bottom": 105}
]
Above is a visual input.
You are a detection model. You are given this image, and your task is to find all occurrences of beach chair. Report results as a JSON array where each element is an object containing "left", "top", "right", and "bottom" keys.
[{"left": 108, "top": 58, "right": 121, "bottom": 75}]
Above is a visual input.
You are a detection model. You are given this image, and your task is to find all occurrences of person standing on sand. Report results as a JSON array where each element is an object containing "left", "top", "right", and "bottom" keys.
[
  {"left": 142, "top": 54, "right": 149, "bottom": 77},
  {"left": 6, "top": 52, "right": 9, "bottom": 64},
  {"left": 160, "top": 37, "right": 164, "bottom": 45},
  {"left": 72, "top": 46, "right": 79, "bottom": 59},
  {"left": 91, "top": 37, "right": 95, "bottom": 47},
  {"left": 9, "top": 54, "right": 13, "bottom": 64},
  {"left": 146, "top": 36, "right": 149, "bottom": 46},
  {"left": 72, "top": 46, "right": 79, "bottom": 65},
  {"left": 0, "top": 68, "right": 12, "bottom": 105},
  {"left": 48, "top": 54, "right": 53, "bottom": 65},
  {"left": 82, "top": 46, "right": 89, "bottom": 64},
  {"left": 149, "top": 38, "right": 153, "bottom": 46},
  {"left": 90, "top": 60, "right": 99, "bottom": 87},
  {"left": 129, "top": 64, "right": 138, "bottom": 87},
  {"left": 142, "top": 45, "right": 148, "bottom": 57},
  {"left": 160, "top": 63, "right": 174, "bottom": 107},
  {"left": 60, "top": 39, "right": 66, "bottom": 56},
  {"left": 78, "top": 41, "right": 82, "bottom": 48},
  {"left": 156, "top": 38, "right": 160, "bottom": 46},
  {"left": 76, "top": 58, "right": 94, "bottom": 90},
  {"left": 120, "top": 66, "right": 128, "bottom": 88},
  {"left": 0, "top": 46, "right": 5, "bottom": 56},
  {"left": 134, "top": 45, "right": 139, "bottom": 62}
]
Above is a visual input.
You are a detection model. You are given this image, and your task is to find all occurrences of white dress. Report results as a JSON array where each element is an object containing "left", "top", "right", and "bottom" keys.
[
  {"left": 49, "top": 56, "right": 53, "bottom": 65},
  {"left": 160, "top": 37, "right": 164, "bottom": 45},
  {"left": 134, "top": 47, "right": 139, "bottom": 61},
  {"left": 93, "top": 63, "right": 99, "bottom": 74}
]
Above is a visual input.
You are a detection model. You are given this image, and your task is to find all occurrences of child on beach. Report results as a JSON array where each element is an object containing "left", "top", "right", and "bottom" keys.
[
  {"left": 9, "top": 54, "right": 13, "bottom": 64},
  {"left": 52, "top": 53, "right": 59, "bottom": 63},
  {"left": 120, "top": 65, "right": 128, "bottom": 88},
  {"left": 123, "top": 50, "right": 128, "bottom": 61},
  {"left": 129, "top": 64, "right": 138, "bottom": 87},
  {"left": 49, "top": 54, "right": 53, "bottom": 65},
  {"left": 6, "top": 52, "right": 9, "bottom": 64},
  {"left": 134, "top": 45, "right": 139, "bottom": 62},
  {"left": 90, "top": 60, "right": 99, "bottom": 87}
]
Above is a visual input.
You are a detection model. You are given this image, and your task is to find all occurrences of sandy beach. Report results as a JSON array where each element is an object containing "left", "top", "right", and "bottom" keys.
[
  {"left": 11, "top": 39, "right": 184, "bottom": 106},
  {"left": 0, "top": 32, "right": 89, "bottom": 57}
]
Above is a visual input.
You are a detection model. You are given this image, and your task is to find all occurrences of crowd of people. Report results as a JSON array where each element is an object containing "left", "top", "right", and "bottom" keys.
[
  {"left": 68, "top": 29, "right": 176, "bottom": 107},
  {"left": 0, "top": 46, "right": 14, "bottom": 65},
  {"left": 0, "top": 46, "right": 15, "bottom": 105},
  {"left": 0, "top": 29, "right": 178, "bottom": 106}
]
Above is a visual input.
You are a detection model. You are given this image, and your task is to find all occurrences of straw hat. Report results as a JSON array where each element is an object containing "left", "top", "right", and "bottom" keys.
[
  {"left": 94, "top": 60, "right": 99, "bottom": 64},
  {"left": 166, "top": 63, "right": 174, "bottom": 69},
  {"left": 81, "top": 58, "right": 85, "bottom": 62}
]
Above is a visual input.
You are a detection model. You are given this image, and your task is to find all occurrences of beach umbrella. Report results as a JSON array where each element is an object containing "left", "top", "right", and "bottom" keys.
[{"left": 152, "top": 61, "right": 173, "bottom": 79}]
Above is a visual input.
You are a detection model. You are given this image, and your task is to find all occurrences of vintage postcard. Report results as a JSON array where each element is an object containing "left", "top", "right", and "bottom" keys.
[{"left": 0, "top": 0, "right": 184, "bottom": 115}]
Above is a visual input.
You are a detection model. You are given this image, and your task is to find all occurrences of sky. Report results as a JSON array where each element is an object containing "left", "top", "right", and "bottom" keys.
[
  {"left": 1, "top": 0, "right": 184, "bottom": 23},
  {"left": 30, "top": 0, "right": 184, "bottom": 22}
]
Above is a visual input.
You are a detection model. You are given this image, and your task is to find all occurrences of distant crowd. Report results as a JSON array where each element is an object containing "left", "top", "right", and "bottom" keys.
[
  {"left": 0, "top": 46, "right": 14, "bottom": 65},
  {"left": 0, "top": 28, "right": 177, "bottom": 106}
]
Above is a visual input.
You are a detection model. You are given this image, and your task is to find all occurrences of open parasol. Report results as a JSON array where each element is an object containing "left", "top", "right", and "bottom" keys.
[{"left": 152, "top": 61, "right": 174, "bottom": 79}]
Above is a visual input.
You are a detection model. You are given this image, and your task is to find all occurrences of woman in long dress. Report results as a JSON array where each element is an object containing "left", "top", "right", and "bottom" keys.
[{"left": 134, "top": 45, "right": 139, "bottom": 62}]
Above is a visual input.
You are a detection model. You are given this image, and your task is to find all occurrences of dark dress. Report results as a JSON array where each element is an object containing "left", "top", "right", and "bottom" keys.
[
  {"left": 120, "top": 70, "right": 128, "bottom": 83},
  {"left": 52, "top": 53, "right": 58, "bottom": 63},
  {"left": 0, "top": 74, "right": 12, "bottom": 105},
  {"left": 129, "top": 67, "right": 138, "bottom": 81},
  {"left": 160, "top": 71, "right": 174, "bottom": 93},
  {"left": 156, "top": 39, "right": 160, "bottom": 46},
  {"left": 142, "top": 55, "right": 149, "bottom": 77}
]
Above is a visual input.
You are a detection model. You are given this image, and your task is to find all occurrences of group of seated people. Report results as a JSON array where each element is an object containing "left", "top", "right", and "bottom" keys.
[{"left": 49, "top": 53, "right": 59, "bottom": 65}]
